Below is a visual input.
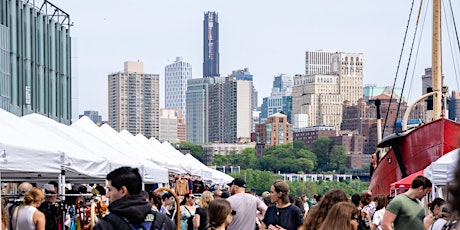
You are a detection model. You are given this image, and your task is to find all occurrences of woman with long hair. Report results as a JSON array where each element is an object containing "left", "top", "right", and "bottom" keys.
[
  {"left": 303, "top": 189, "right": 349, "bottom": 230},
  {"left": 162, "top": 192, "right": 176, "bottom": 219},
  {"left": 261, "top": 181, "right": 303, "bottom": 230},
  {"left": 370, "top": 194, "right": 388, "bottom": 230},
  {"left": 1, "top": 198, "right": 9, "bottom": 230},
  {"left": 180, "top": 193, "right": 196, "bottom": 230},
  {"left": 193, "top": 191, "right": 213, "bottom": 230},
  {"left": 148, "top": 191, "right": 164, "bottom": 212},
  {"left": 423, "top": 198, "right": 445, "bottom": 230},
  {"left": 207, "top": 198, "right": 235, "bottom": 230},
  {"left": 11, "top": 187, "right": 46, "bottom": 230},
  {"left": 318, "top": 201, "right": 360, "bottom": 230}
]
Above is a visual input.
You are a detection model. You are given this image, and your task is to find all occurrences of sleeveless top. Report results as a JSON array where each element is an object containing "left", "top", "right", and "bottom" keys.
[{"left": 12, "top": 205, "right": 38, "bottom": 230}]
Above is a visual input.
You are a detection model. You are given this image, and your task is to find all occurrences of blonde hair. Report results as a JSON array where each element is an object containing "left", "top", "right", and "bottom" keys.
[
  {"left": 200, "top": 191, "right": 213, "bottom": 208},
  {"left": 23, "top": 187, "right": 44, "bottom": 205}
]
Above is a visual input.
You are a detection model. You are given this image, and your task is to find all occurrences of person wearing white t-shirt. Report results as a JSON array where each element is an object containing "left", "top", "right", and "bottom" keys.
[
  {"left": 371, "top": 194, "right": 388, "bottom": 230},
  {"left": 226, "top": 178, "right": 267, "bottom": 230}
]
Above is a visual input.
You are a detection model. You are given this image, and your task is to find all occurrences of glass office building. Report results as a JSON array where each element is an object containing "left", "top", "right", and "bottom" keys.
[{"left": 0, "top": 0, "right": 72, "bottom": 124}]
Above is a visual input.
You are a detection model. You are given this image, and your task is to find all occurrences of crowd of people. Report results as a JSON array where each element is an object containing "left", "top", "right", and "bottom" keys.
[{"left": 4, "top": 162, "right": 460, "bottom": 230}]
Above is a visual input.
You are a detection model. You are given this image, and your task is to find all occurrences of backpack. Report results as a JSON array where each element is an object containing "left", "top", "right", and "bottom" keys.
[
  {"left": 103, "top": 209, "right": 175, "bottom": 230},
  {"left": 357, "top": 210, "right": 370, "bottom": 230}
]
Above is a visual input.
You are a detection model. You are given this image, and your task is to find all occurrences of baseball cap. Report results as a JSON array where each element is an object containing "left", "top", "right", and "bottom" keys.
[{"left": 227, "top": 178, "right": 246, "bottom": 188}]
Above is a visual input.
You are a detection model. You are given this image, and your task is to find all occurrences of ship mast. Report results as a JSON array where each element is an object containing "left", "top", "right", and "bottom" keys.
[{"left": 432, "top": 0, "right": 442, "bottom": 119}]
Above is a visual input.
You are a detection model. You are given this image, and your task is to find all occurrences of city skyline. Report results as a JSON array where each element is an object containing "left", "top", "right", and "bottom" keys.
[{"left": 57, "top": 1, "right": 460, "bottom": 120}]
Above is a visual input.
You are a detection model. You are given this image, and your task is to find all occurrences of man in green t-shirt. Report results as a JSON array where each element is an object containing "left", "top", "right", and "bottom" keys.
[{"left": 381, "top": 175, "right": 432, "bottom": 230}]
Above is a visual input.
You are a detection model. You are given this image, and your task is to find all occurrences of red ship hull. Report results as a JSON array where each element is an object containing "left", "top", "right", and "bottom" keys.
[{"left": 369, "top": 118, "right": 460, "bottom": 196}]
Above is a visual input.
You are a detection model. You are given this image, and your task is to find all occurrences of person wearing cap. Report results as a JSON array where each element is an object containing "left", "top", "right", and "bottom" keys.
[
  {"left": 226, "top": 178, "right": 267, "bottom": 230},
  {"left": 38, "top": 190, "right": 59, "bottom": 230},
  {"left": 261, "top": 180, "right": 303, "bottom": 230}
]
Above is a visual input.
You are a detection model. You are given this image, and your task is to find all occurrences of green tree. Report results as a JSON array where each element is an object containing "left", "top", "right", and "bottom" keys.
[
  {"left": 295, "top": 149, "right": 317, "bottom": 171},
  {"left": 178, "top": 142, "right": 204, "bottom": 163},
  {"left": 237, "top": 148, "right": 257, "bottom": 169},
  {"left": 316, "top": 179, "right": 370, "bottom": 196},
  {"left": 287, "top": 181, "right": 318, "bottom": 196},
  {"left": 256, "top": 155, "right": 278, "bottom": 172},
  {"left": 293, "top": 140, "right": 308, "bottom": 150},
  {"left": 313, "top": 137, "right": 333, "bottom": 172},
  {"left": 226, "top": 148, "right": 257, "bottom": 169},
  {"left": 230, "top": 169, "right": 280, "bottom": 195},
  {"left": 329, "top": 146, "right": 347, "bottom": 173},
  {"left": 212, "top": 154, "right": 228, "bottom": 166}
]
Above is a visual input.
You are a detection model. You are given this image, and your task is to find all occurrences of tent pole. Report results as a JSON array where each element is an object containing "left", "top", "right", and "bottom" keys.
[
  {"left": 141, "top": 166, "right": 145, "bottom": 191},
  {"left": 61, "top": 167, "right": 66, "bottom": 200}
]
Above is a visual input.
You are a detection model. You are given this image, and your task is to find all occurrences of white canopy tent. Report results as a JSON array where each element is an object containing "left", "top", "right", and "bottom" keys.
[
  {"left": 133, "top": 134, "right": 185, "bottom": 174},
  {"left": 161, "top": 141, "right": 202, "bottom": 176},
  {"left": 148, "top": 138, "right": 194, "bottom": 174},
  {"left": 117, "top": 130, "right": 181, "bottom": 174},
  {"left": 184, "top": 154, "right": 233, "bottom": 185},
  {"left": 70, "top": 117, "right": 168, "bottom": 183},
  {"left": 424, "top": 148, "right": 459, "bottom": 186},
  {"left": 0, "top": 109, "right": 108, "bottom": 182}
]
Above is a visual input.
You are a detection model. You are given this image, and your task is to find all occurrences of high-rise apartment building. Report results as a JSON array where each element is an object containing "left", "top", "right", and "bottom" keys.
[
  {"left": 331, "top": 52, "right": 364, "bottom": 105},
  {"left": 260, "top": 74, "right": 293, "bottom": 124},
  {"left": 165, "top": 57, "right": 192, "bottom": 117},
  {"left": 208, "top": 76, "right": 253, "bottom": 143},
  {"left": 449, "top": 91, "right": 460, "bottom": 122},
  {"left": 422, "top": 68, "right": 433, "bottom": 95},
  {"left": 255, "top": 112, "right": 292, "bottom": 157},
  {"left": 79, "top": 110, "right": 102, "bottom": 124},
  {"left": 186, "top": 77, "right": 225, "bottom": 144},
  {"left": 159, "top": 108, "right": 186, "bottom": 143},
  {"left": 1, "top": 0, "right": 72, "bottom": 124},
  {"left": 305, "top": 50, "right": 338, "bottom": 75},
  {"left": 203, "top": 11, "right": 220, "bottom": 78},
  {"left": 228, "top": 68, "right": 258, "bottom": 110},
  {"left": 292, "top": 74, "right": 343, "bottom": 130},
  {"left": 108, "top": 61, "right": 159, "bottom": 138}
]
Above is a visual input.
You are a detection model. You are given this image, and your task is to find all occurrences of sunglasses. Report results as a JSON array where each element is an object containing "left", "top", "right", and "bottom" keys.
[{"left": 231, "top": 210, "right": 236, "bottom": 215}]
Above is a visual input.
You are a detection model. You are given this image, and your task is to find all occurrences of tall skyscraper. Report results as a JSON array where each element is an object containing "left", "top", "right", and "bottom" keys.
[
  {"left": 203, "top": 11, "right": 220, "bottom": 78},
  {"left": 108, "top": 61, "right": 160, "bottom": 138},
  {"left": 1, "top": 0, "right": 72, "bottom": 124},
  {"left": 165, "top": 57, "right": 192, "bottom": 117}
]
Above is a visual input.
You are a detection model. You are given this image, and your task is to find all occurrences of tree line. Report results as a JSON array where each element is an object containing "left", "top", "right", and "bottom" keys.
[
  {"left": 206, "top": 137, "right": 347, "bottom": 173},
  {"left": 230, "top": 169, "right": 369, "bottom": 197}
]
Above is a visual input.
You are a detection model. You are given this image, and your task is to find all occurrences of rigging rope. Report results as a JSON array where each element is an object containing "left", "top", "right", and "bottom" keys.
[
  {"left": 407, "top": 0, "right": 429, "bottom": 107},
  {"left": 447, "top": 0, "right": 460, "bottom": 90},
  {"left": 395, "top": 12, "right": 422, "bottom": 132},
  {"left": 382, "top": 0, "right": 417, "bottom": 137}
]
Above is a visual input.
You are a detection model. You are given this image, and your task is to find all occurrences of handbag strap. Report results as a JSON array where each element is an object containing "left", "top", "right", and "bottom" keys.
[
  {"left": 184, "top": 206, "right": 192, "bottom": 216},
  {"left": 15, "top": 205, "right": 21, "bottom": 230}
]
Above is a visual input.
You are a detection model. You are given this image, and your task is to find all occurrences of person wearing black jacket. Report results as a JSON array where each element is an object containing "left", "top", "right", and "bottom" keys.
[{"left": 93, "top": 167, "right": 175, "bottom": 230}]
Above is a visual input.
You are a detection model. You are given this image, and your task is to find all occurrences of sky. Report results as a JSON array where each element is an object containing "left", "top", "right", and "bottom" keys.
[{"left": 55, "top": 1, "right": 460, "bottom": 121}]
